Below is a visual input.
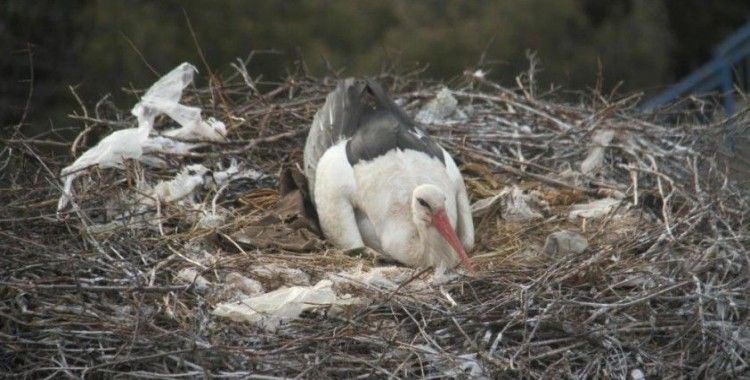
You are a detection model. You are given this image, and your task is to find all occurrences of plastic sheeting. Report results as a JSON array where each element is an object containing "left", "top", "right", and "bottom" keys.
[
  {"left": 212, "top": 266, "right": 432, "bottom": 332},
  {"left": 543, "top": 230, "right": 589, "bottom": 255},
  {"left": 148, "top": 164, "right": 210, "bottom": 203},
  {"left": 415, "top": 87, "right": 467, "bottom": 124},
  {"left": 568, "top": 198, "right": 622, "bottom": 220},
  {"left": 471, "top": 186, "right": 548, "bottom": 222},
  {"left": 413, "top": 344, "right": 489, "bottom": 379},
  {"left": 212, "top": 279, "right": 360, "bottom": 332},
  {"left": 57, "top": 62, "right": 227, "bottom": 213},
  {"left": 176, "top": 268, "right": 211, "bottom": 292}
]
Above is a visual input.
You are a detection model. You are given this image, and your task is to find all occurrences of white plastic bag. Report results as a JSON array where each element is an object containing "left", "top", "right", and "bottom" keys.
[
  {"left": 58, "top": 62, "right": 227, "bottom": 213},
  {"left": 213, "top": 280, "right": 359, "bottom": 332}
]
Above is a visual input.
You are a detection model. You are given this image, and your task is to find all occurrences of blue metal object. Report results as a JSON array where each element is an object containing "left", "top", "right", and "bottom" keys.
[{"left": 642, "top": 20, "right": 750, "bottom": 115}]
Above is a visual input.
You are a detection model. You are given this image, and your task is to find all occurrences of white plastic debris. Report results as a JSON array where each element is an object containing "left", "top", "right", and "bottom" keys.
[
  {"left": 251, "top": 265, "right": 311, "bottom": 286},
  {"left": 332, "top": 265, "right": 426, "bottom": 291},
  {"left": 568, "top": 198, "right": 622, "bottom": 220},
  {"left": 415, "top": 87, "right": 467, "bottom": 124},
  {"left": 148, "top": 164, "right": 209, "bottom": 203},
  {"left": 630, "top": 368, "right": 646, "bottom": 380},
  {"left": 413, "top": 345, "right": 489, "bottom": 379},
  {"left": 471, "top": 192, "right": 504, "bottom": 217},
  {"left": 57, "top": 126, "right": 152, "bottom": 212},
  {"left": 500, "top": 186, "right": 547, "bottom": 222},
  {"left": 431, "top": 264, "right": 461, "bottom": 285},
  {"left": 196, "top": 212, "right": 227, "bottom": 230},
  {"left": 211, "top": 159, "right": 263, "bottom": 187},
  {"left": 471, "top": 69, "right": 487, "bottom": 79},
  {"left": 176, "top": 268, "right": 211, "bottom": 291},
  {"left": 544, "top": 230, "right": 589, "bottom": 255},
  {"left": 213, "top": 266, "right": 448, "bottom": 331},
  {"left": 212, "top": 279, "right": 359, "bottom": 332},
  {"left": 224, "top": 272, "right": 265, "bottom": 296},
  {"left": 580, "top": 130, "right": 615, "bottom": 174},
  {"left": 137, "top": 159, "right": 263, "bottom": 216},
  {"left": 472, "top": 186, "right": 547, "bottom": 222},
  {"left": 58, "top": 62, "right": 227, "bottom": 213},
  {"left": 163, "top": 116, "right": 226, "bottom": 142}
]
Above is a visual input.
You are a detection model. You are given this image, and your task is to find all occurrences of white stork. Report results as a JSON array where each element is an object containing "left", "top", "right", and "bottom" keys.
[{"left": 304, "top": 79, "right": 474, "bottom": 271}]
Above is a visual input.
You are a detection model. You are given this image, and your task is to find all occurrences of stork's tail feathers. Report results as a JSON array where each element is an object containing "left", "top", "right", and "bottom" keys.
[
  {"left": 362, "top": 79, "right": 414, "bottom": 127},
  {"left": 303, "top": 78, "right": 367, "bottom": 198}
]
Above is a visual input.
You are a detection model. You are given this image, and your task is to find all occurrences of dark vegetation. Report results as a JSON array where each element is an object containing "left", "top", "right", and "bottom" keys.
[{"left": 2, "top": 0, "right": 749, "bottom": 135}]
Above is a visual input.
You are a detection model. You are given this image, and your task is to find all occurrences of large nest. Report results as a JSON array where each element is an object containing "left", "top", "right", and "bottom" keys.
[{"left": 1, "top": 61, "right": 748, "bottom": 379}]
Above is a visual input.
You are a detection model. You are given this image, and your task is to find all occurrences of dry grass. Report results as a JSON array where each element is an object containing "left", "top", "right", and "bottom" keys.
[{"left": 1, "top": 63, "right": 748, "bottom": 378}]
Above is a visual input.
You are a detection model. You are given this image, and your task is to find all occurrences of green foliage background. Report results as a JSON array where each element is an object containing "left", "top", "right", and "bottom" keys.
[{"left": 2, "top": 0, "right": 749, "bottom": 134}]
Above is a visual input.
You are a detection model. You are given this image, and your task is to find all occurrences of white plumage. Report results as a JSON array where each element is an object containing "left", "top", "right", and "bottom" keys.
[{"left": 304, "top": 79, "right": 474, "bottom": 271}]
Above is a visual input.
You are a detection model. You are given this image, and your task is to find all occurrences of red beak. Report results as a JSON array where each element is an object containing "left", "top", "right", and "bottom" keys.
[{"left": 431, "top": 209, "right": 475, "bottom": 272}]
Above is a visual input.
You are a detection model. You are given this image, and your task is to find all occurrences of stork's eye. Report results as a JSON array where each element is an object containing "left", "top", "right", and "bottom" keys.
[{"left": 417, "top": 198, "right": 431, "bottom": 210}]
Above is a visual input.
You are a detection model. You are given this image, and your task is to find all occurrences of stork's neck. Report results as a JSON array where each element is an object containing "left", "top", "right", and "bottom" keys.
[{"left": 413, "top": 222, "right": 430, "bottom": 260}]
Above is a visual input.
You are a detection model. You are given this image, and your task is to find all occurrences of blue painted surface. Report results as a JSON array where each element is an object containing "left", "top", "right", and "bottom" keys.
[{"left": 642, "top": 20, "right": 750, "bottom": 115}]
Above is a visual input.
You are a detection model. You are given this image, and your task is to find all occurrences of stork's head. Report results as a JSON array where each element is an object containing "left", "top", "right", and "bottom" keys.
[{"left": 411, "top": 184, "right": 474, "bottom": 272}]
